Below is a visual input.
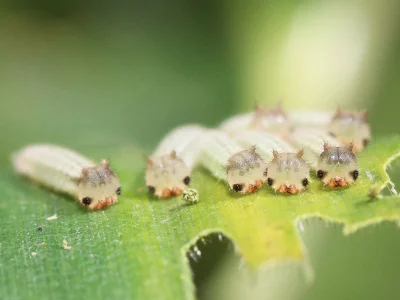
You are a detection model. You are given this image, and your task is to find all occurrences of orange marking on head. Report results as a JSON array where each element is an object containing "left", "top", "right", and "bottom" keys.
[
  {"left": 160, "top": 187, "right": 183, "bottom": 198},
  {"left": 276, "top": 184, "right": 301, "bottom": 194},
  {"left": 91, "top": 197, "right": 115, "bottom": 210},
  {"left": 245, "top": 179, "right": 265, "bottom": 193},
  {"left": 327, "top": 177, "right": 350, "bottom": 188}
]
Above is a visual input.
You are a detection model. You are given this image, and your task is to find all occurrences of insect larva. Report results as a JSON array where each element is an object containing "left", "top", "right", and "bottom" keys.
[
  {"left": 250, "top": 104, "right": 292, "bottom": 137},
  {"left": 200, "top": 130, "right": 267, "bottom": 193},
  {"left": 146, "top": 125, "right": 206, "bottom": 198},
  {"left": 233, "top": 130, "right": 295, "bottom": 162},
  {"left": 290, "top": 128, "right": 341, "bottom": 169},
  {"left": 316, "top": 143, "right": 359, "bottom": 188},
  {"left": 219, "top": 112, "right": 254, "bottom": 134},
  {"left": 266, "top": 150, "right": 310, "bottom": 194},
  {"left": 12, "top": 144, "right": 121, "bottom": 210},
  {"left": 288, "top": 111, "right": 333, "bottom": 127},
  {"left": 152, "top": 124, "right": 206, "bottom": 169},
  {"left": 220, "top": 104, "right": 291, "bottom": 137},
  {"left": 146, "top": 151, "right": 191, "bottom": 198},
  {"left": 328, "top": 107, "right": 371, "bottom": 152}
]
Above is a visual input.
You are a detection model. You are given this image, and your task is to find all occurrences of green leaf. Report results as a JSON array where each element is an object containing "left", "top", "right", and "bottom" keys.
[{"left": 1, "top": 137, "right": 400, "bottom": 299}]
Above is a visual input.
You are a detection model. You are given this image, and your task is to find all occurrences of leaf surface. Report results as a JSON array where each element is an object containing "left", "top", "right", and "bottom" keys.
[{"left": 1, "top": 137, "right": 400, "bottom": 299}]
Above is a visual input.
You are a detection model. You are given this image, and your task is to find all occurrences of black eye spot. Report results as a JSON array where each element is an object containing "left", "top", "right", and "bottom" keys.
[
  {"left": 263, "top": 168, "right": 268, "bottom": 176},
  {"left": 148, "top": 186, "right": 155, "bottom": 194},
  {"left": 317, "top": 170, "right": 326, "bottom": 179},
  {"left": 82, "top": 197, "right": 92, "bottom": 206},
  {"left": 232, "top": 184, "right": 243, "bottom": 192},
  {"left": 363, "top": 139, "right": 369, "bottom": 148},
  {"left": 267, "top": 178, "right": 274, "bottom": 186},
  {"left": 351, "top": 170, "right": 359, "bottom": 181},
  {"left": 302, "top": 178, "right": 309, "bottom": 187},
  {"left": 183, "top": 176, "right": 191, "bottom": 185},
  {"left": 116, "top": 187, "right": 122, "bottom": 195}
]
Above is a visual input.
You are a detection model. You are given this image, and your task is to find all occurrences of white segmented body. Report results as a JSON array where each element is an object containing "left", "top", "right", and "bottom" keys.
[
  {"left": 152, "top": 124, "right": 206, "bottom": 169},
  {"left": 328, "top": 108, "right": 371, "bottom": 152},
  {"left": 200, "top": 130, "right": 244, "bottom": 180},
  {"left": 233, "top": 130, "right": 295, "bottom": 162},
  {"left": 200, "top": 130, "right": 267, "bottom": 193},
  {"left": 146, "top": 124, "right": 207, "bottom": 198},
  {"left": 12, "top": 145, "right": 94, "bottom": 196},
  {"left": 12, "top": 144, "right": 121, "bottom": 210},
  {"left": 290, "top": 128, "right": 341, "bottom": 169},
  {"left": 219, "top": 112, "right": 254, "bottom": 134},
  {"left": 288, "top": 111, "right": 333, "bottom": 127}
]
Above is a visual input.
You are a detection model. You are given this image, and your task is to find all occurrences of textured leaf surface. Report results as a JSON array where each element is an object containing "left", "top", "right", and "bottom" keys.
[{"left": 1, "top": 137, "right": 400, "bottom": 299}]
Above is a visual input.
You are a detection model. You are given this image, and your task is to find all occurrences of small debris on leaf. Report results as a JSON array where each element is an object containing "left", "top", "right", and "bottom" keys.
[
  {"left": 182, "top": 188, "right": 199, "bottom": 204},
  {"left": 63, "top": 239, "right": 72, "bottom": 250},
  {"left": 46, "top": 214, "right": 58, "bottom": 221}
]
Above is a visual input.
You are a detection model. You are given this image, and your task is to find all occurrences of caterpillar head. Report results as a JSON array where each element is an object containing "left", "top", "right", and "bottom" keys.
[
  {"left": 266, "top": 150, "right": 310, "bottom": 194},
  {"left": 145, "top": 151, "right": 191, "bottom": 198},
  {"left": 317, "top": 143, "right": 359, "bottom": 188},
  {"left": 226, "top": 146, "right": 267, "bottom": 194},
  {"left": 250, "top": 104, "right": 291, "bottom": 137},
  {"left": 78, "top": 160, "right": 121, "bottom": 210},
  {"left": 328, "top": 107, "right": 371, "bottom": 152}
]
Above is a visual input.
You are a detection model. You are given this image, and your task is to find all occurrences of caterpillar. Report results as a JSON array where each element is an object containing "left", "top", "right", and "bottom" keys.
[
  {"left": 289, "top": 108, "right": 371, "bottom": 152},
  {"left": 328, "top": 107, "right": 371, "bottom": 152},
  {"left": 219, "top": 104, "right": 291, "bottom": 137},
  {"left": 146, "top": 125, "right": 206, "bottom": 198},
  {"left": 316, "top": 143, "right": 359, "bottom": 188},
  {"left": 290, "top": 127, "right": 341, "bottom": 169},
  {"left": 12, "top": 144, "right": 121, "bottom": 210},
  {"left": 265, "top": 150, "right": 310, "bottom": 194},
  {"left": 200, "top": 130, "right": 267, "bottom": 193}
]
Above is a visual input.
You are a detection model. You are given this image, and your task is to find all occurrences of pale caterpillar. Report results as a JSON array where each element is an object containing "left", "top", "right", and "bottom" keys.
[
  {"left": 289, "top": 108, "right": 371, "bottom": 152},
  {"left": 328, "top": 107, "right": 371, "bottom": 152},
  {"left": 200, "top": 130, "right": 267, "bottom": 193},
  {"left": 288, "top": 110, "right": 334, "bottom": 128},
  {"left": 219, "top": 104, "right": 291, "bottom": 137},
  {"left": 265, "top": 150, "right": 310, "bottom": 194},
  {"left": 290, "top": 127, "right": 341, "bottom": 169},
  {"left": 316, "top": 143, "right": 359, "bottom": 188},
  {"left": 12, "top": 144, "right": 121, "bottom": 210},
  {"left": 146, "top": 125, "right": 206, "bottom": 198}
]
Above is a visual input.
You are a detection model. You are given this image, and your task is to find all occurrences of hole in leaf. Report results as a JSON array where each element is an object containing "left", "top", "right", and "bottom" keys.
[
  {"left": 187, "top": 232, "right": 234, "bottom": 299},
  {"left": 382, "top": 156, "right": 400, "bottom": 197}
]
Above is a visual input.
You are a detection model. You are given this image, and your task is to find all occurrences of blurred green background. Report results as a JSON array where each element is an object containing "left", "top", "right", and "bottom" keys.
[{"left": 1, "top": 0, "right": 400, "bottom": 299}]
